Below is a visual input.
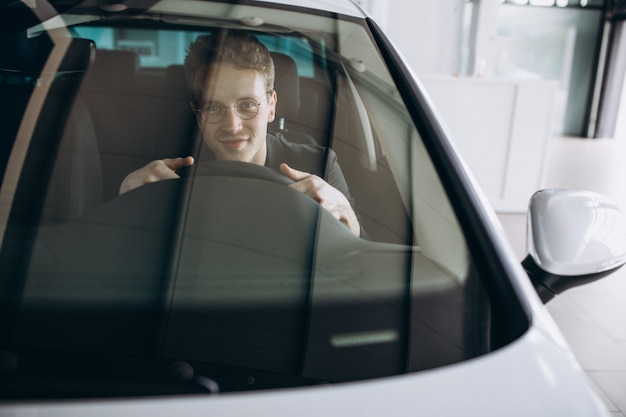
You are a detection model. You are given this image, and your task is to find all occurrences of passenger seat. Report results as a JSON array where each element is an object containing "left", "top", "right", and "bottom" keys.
[{"left": 0, "top": 34, "right": 104, "bottom": 224}]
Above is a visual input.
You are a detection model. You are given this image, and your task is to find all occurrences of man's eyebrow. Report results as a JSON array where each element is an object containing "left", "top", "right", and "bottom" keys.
[{"left": 202, "top": 96, "right": 261, "bottom": 105}]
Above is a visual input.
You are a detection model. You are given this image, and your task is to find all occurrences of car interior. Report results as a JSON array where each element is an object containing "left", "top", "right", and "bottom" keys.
[{"left": 0, "top": 17, "right": 528, "bottom": 399}]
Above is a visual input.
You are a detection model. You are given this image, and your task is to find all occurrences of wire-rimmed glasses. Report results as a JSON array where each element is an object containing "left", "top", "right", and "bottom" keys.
[{"left": 193, "top": 93, "right": 271, "bottom": 124}]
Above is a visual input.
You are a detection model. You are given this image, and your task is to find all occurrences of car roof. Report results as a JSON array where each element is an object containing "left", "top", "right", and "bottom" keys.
[
  {"left": 137, "top": 0, "right": 368, "bottom": 36},
  {"left": 252, "top": 0, "right": 366, "bottom": 17},
  {"left": 1, "top": 0, "right": 367, "bottom": 32},
  {"left": 146, "top": 0, "right": 367, "bottom": 21}
]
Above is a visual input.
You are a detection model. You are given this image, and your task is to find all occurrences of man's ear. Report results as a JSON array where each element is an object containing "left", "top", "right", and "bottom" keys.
[{"left": 267, "top": 89, "right": 277, "bottom": 123}]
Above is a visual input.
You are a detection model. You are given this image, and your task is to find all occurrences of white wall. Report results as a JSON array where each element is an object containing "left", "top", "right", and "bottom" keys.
[
  {"left": 362, "top": 0, "right": 556, "bottom": 212},
  {"left": 365, "top": 0, "right": 465, "bottom": 75}
]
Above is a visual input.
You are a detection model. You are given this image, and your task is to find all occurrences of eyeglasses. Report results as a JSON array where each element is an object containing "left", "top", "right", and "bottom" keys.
[{"left": 193, "top": 93, "right": 270, "bottom": 124}]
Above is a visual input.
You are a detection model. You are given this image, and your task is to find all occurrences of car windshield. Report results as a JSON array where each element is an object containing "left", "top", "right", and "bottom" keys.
[{"left": 0, "top": 0, "right": 529, "bottom": 399}]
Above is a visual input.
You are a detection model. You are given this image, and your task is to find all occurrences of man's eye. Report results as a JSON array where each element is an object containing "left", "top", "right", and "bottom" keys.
[
  {"left": 238, "top": 100, "right": 257, "bottom": 110},
  {"left": 206, "top": 104, "right": 223, "bottom": 113}
]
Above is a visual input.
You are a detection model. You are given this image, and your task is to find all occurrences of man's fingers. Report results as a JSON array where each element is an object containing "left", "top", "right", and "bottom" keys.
[
  {"left": 279, "top": 163, "right": 360, "bottom": 236},
  {"left": 148, "top": 156, "right": 194, "bottom": 183},
  {"left": 164, "top": 156, "right": 195, "bottom": 171},
  {"left": 148, "top": 156, "right": 193, "bottom": 182},
  {"left": 279, "top": 163, "right": 310, "bottom": 182},
  {"left": 119, "top": 156, "right": 194, "bottom": 195}
]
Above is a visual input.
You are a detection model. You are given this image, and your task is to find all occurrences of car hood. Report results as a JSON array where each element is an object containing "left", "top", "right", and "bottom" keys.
[{"left": 1, "top": 318, "right": 608, "bottom": 416}]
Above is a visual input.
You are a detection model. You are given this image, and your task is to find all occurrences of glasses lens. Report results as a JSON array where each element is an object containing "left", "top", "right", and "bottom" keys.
[
  {"left": 202, "top": 104, "right": 224, "bottom": 123},
  {"left": 199, "top": 98, "right": 262, "bottom": 123},
  {"left": 235, "top": 99, "right": 260, "bottom": 120}
]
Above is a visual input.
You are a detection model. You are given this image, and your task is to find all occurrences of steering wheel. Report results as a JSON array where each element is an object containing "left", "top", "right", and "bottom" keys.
[{"left": 191, "top": 160, "right": 294, "bottom": 186}]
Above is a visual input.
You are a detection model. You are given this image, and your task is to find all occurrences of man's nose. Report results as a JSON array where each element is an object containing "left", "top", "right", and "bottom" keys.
[{"left": 221, "top": 107, "right": 243, "bottom": 131}]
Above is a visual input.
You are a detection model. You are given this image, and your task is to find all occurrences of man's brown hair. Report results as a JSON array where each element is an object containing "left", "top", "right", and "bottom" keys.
[{"left": 184, "top": 30, "right": 275, "bottom": 105}]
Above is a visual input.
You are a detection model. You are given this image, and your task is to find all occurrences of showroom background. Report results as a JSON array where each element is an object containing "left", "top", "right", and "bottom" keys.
[{"left": 358, "top": 1, "right": 626, "bottom": 415}]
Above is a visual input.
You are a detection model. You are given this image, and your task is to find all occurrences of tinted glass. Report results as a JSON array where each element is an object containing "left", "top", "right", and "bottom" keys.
[{"left": 0, "top": 0, "right": 528, "bottom": 399}]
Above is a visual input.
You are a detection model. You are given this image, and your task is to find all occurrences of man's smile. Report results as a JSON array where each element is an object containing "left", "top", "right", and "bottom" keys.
[{"left": 220, "top": 138, "right": 248, "bottom": 150}]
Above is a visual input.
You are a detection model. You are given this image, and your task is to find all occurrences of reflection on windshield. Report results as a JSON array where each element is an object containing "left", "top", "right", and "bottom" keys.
[{"left": 0, "top": 1, "right": 527, "bottom": 400}]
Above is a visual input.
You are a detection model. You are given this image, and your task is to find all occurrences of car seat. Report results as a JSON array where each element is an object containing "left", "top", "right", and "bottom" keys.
[
  {"left": 80, "top": 50, "right": 197, "bottom": 200},
  {"left": 0, "top": 34, "right": 103, "bottom": 225},
  {"left": 269, "top": 52, "right": 317, "bottom": 145},
  {"left": 0, "top": 34, "right": 102, "bottom": 348}
]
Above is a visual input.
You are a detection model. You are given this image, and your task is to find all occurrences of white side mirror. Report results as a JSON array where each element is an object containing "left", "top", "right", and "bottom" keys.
[{"left": 523, "top": 189, "right": 626, "bottom": 303}]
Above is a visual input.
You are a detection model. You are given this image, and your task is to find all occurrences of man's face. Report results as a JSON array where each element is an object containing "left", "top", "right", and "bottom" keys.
[{"left": 196, "top": 65, "right": 276, "bottom": 165}]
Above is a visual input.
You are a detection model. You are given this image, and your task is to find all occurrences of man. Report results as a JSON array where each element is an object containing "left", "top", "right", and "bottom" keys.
[{"left": 119, "top": 30, "right": 360, "bottom": 236}]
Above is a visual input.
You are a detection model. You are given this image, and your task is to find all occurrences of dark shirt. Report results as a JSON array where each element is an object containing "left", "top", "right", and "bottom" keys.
[
  {"left": 264, "top": 133, "right": 353, "bottom": 204},
  {"left": 198, "top": 132, "right": 354, "bottom": 205},
  {"left": 196, "top": 132, "right": 362, "bottom": 237}
]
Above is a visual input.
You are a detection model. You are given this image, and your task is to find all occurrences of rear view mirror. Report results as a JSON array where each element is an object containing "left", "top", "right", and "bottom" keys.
[{"left": 522, "top": 189, "right": 626, "bottom": 303}]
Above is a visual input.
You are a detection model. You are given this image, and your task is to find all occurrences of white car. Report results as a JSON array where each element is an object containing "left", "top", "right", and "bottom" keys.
[{"left": 0, "top": 0, "right": 624, "bottom": 415}]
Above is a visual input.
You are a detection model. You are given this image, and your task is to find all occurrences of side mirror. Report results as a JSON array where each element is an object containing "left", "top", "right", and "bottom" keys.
[{"left": 523, "top": 189, "right": 626, "bottom": 303}]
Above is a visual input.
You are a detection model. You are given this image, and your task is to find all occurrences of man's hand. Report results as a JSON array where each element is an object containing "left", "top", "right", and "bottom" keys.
[
  {"left": 280, "top": 163, "right": 360, "bottom": 236},
  {"left": 119, "top": 156, "right": 194, "bottom": 195}
]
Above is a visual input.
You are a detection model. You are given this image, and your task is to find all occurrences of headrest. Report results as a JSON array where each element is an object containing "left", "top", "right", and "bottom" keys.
[
  {"left": 165, "top": 64, "right": 190, "bottom": 98},
  {"left": 270, "top": 52, "right": 299, "bottom": 121},
  {"left": 0, "top": 35, "right": 94, "bottom": 74},
  {"left": 82, "top": 49, "right": 138, "bottom": 90}
]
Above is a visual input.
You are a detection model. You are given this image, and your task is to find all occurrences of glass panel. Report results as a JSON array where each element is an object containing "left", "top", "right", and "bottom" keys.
[
  {"left": 493, "top": 4, "right": 603, "bottom": 135},
  {"left": 0, "top": 0, "right": 526, "bottom": 399}
]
